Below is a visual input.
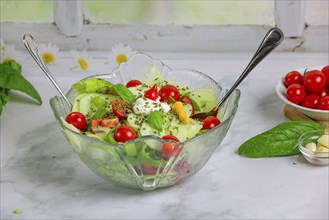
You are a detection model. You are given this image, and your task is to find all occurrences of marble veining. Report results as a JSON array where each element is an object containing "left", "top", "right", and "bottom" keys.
[{"left": 1, "top": 52, "right": 328, "bottom": 219}]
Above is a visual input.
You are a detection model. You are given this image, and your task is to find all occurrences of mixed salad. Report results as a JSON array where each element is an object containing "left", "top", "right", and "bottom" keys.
[{"left": 63, "top": 71, "right": 222, "bottom": 175}]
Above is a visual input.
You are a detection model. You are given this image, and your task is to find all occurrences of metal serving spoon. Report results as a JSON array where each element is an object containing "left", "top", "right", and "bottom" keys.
[
  {"left": 190, "top": 27, "right": 284, "bottom": 120},
  {"left": 23, "top": 34, "right": 72, "bottom": 108}
]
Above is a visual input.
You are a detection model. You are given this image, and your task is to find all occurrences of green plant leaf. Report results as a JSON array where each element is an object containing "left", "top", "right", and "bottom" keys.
[
  {"left": 238, "top": 120, "right": 324, "bottom": 158},
  {"left": 147, "top": 110, "right": 163, "bottom": 132},
  {"left": 0, "top": 60, "right": 42, "bottom": 106},
  {"left": 114, "top": 84, "right": 136, "bottom": 105},
  {"left": 0, "top": 87, "right": 10, "bottom": 115},
  {"left": 72, "top": 78, "right": 112, "bottom": 95}
]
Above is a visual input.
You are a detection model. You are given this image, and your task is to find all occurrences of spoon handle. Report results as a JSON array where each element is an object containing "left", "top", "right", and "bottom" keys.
[
  {"left": 23, "top": 34, "right": 72, "bottom": 108},
  {"left": 216, "top": 27, "right": 284, "bottom": 108}
]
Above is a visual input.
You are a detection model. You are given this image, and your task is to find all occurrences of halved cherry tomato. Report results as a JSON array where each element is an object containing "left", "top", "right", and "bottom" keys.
[
  {"left": 181, "top": 96, "right": 195, "bottom": 114},
  {"left": 301, "top": 94, "right": 321, "bottom": 109},
  {"left": 114, "top": 125, "right": 137, "bottom": 143},
  {"left": 126, "top": 80, "right": 142, "bottom": 88},
  {"left": 321, "top": 65, "right": 329, "bottom": 86},
  {"left": 162, "top": 135, "right": 181, "bottom": 160},
  {"left": 286, "top": 84, "right": 306, "bottom": 104},
  {"left": 144, "top": 84, "right": 159, "bottom": 101},
  {"left": 318, "top": 96, "right": 329, "bottom": 110},
  {"left": 112, "top": 100, "right": 129, "bottom": 119},
  {"left": 284, "top": 71, "right": 303, "bottom": 87},
  {"left": 304, "top": 70, "right": 326, "bottom": 94},
  {"left": 65, "top": 112, "right": 87, "bottom": 130},
  {"left": 202, "top": 116, "right": 221, "bottom": 130},
  {"left": 90, "top": 117, "right": 119, "bottom": 128},
  {"left": 159, "top": 84, "right": 180, "bottom": 103}
]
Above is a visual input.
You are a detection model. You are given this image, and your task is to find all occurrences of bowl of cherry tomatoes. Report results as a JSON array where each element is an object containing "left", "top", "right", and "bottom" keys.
[{"left": 276, "top": 65, "right": 329, "bottom": 121}]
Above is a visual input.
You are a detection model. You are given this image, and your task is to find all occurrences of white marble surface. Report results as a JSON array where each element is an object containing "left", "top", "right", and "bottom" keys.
[{"left": 1, "top": 52, "right": 329, "bottom": 219}]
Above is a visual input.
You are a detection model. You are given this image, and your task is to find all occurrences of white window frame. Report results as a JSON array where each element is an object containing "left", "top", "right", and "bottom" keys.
[{"left": 2, "top": 0, "right": 328, "bottom": 52}]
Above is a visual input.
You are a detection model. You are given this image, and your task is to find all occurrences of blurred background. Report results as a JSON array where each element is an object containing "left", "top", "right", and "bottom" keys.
[{"left": 1, "top": 0, "right": 328, "bottom": 52}]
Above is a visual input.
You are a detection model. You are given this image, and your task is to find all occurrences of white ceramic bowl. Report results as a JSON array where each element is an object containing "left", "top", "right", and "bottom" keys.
[{"left": 275, "top": 66, "right": 329, "bottom": 121}]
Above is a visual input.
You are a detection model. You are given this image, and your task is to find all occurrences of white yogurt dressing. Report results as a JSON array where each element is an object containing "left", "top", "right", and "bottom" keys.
[{"left": 133, "top": 97, "right": 171, "bottom": 115}]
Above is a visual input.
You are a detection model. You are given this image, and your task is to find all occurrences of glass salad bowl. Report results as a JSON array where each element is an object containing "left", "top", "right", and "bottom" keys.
[{"left": 50, "top": 53, "right": 240, "bottom": 191}]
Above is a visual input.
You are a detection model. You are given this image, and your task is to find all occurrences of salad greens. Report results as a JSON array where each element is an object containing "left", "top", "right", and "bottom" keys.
[
  {"left": 72, "top": 78, "right": 112, "bottom": 95},
  {"left": 238, "top": 120, "right": 324, "bottom": 158},
  {"left": 147, "top": 110, "right": 164, "bottom": 132},
  {"left": 0, "top": 60, "right": 42, "bottom": 116},
  {"left": 113, "top": 84, "right": 136, "bottom": 105}
]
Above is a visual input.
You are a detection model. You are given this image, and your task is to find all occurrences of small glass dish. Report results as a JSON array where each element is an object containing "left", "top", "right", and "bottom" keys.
[{"left": 298, "top": 130, "right": 329, "bottom": 166}]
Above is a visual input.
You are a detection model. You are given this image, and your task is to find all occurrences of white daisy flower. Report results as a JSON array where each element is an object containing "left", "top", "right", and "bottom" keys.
[
  {"left": 38, "top": 43, "right": 59, "bottom": 64},
  {"left": 70, "top": 50, "right": 92, "bottom": 71},
  {"left": 106, "top": 44, "right": 137, "bottom": 69},
  {"left": 0, "top": 39, "right": 23, "bottom": 64}
]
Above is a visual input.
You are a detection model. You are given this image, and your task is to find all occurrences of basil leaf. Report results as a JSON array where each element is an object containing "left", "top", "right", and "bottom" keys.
[
  {"left": 0, "top": 88, "right": 10, "bottom": 115},
  {"left": 114, "top": 84, "right": 136, "bottom": 104},
  {"left": 0, "top": 60, "right": 42, "bottom": 108},
  {"left": 238, "top": 121, "right": 324, "bottom": 158},
  {"left": 147, "top": 110, "right": 163, "bottom": 132}
]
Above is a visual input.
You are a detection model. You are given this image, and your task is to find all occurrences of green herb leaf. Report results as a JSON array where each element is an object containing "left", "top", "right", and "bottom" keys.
[
  {"left": 238, "top": 121, "right": 324, "bottom": 158},
  {"left": 106, "top": 126, "right": 120, "bottom": 145},
  {"left": 114, "top": 84, "right": 136, "bottom": 105},
  {"left": 147, "top": 110, "right": 163, "bottom": 132},
  {"left": 72, "top": 78, "right": 112, "bottom": 95},
  {"left": 0, "top": 88, "right": 10, "bottom": 115},
  {"left": 88, "top": 96, "right": 108, "bottom": 120},
  {"left": 0, "top": 60, "right": 42, "bottom": 112}
]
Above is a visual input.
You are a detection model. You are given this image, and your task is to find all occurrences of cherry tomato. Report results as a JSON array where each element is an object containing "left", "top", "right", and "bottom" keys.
[
  {"left": 159, "top": 84, "right": 180, "bottom": 103},
  {"left": 318, "top": 87, "right": 329, "bottom": 97},
  {"left": 301, "top": 94, "right": 321, "bottom": 109},
  {"left": 318, "top": 96, "right": 329, "bottom": 110},
  {"left": 126, "top": 80, "right": 142, "bottom": 88},
  {"left": 286, "top": 84, "right": 306, "bottom": 104},
  {"left": 321, "top": 65, "right": 329, "bottom": 86},
  {"left": 304, "top": 70, "right": 326, "bottom": 94},
  {"left": 181, "top": 96, "right": 195, "bottom": 114},
  {"left": 114, "top": 125, "right": 137, "bottom": 143},
  {"left": 112, "top": 100, "right": 129, "bottom": 119},
  {"left": 202, "top": 116, "right": 221, "bottom": 130},
  {"left": 65, "top": 112, "right": 87, "bottom": 130},
  {"left": 284, "top": 71, "right": 303, "bottom": 87},
  {"left": 140, "top": 164, "right": 163, "bottom": 175},
  {"left": 144, "top": 84, "right": 159, "bottom": 101},
  {"left": 162, "top": 135, "right": 181, "bottom": 160},
  {"left": 90, "top": 117, "right": 119, "bottom": 128}
]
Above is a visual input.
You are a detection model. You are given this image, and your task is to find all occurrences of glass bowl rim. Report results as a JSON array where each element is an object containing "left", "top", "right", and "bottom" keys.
[{"left": 50, "top": 52, "right": 241, "bottom": 149}]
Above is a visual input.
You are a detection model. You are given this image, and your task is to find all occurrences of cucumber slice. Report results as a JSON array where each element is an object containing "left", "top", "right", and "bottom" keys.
[
  {"left": 73, "top": 93, "right": 119, "bottom": 115},
  {"left": 183, "top": 103, "right": 193, "bottom": 116},
  {"left": 140, "top": 112, "right": 202, "bottom": 143},
  {"left": 72, "top": 93, "right": 86, "bottom": 112},
  {"left": 187, "top": 88, "right": 218, "bottom": 112},
  {"left": 128, "top": 84, "right": 150, "bottom": 98},
  {"left": 127, "top": 113, "right": 145, "bottom": 130},
  {"left": 145, "top": 65, "right": 163, "bottom": 86}
]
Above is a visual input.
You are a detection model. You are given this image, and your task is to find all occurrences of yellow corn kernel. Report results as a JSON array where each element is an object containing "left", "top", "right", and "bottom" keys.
[{"left": 172, "top": 101, "right": 190, "bottom": 124}]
